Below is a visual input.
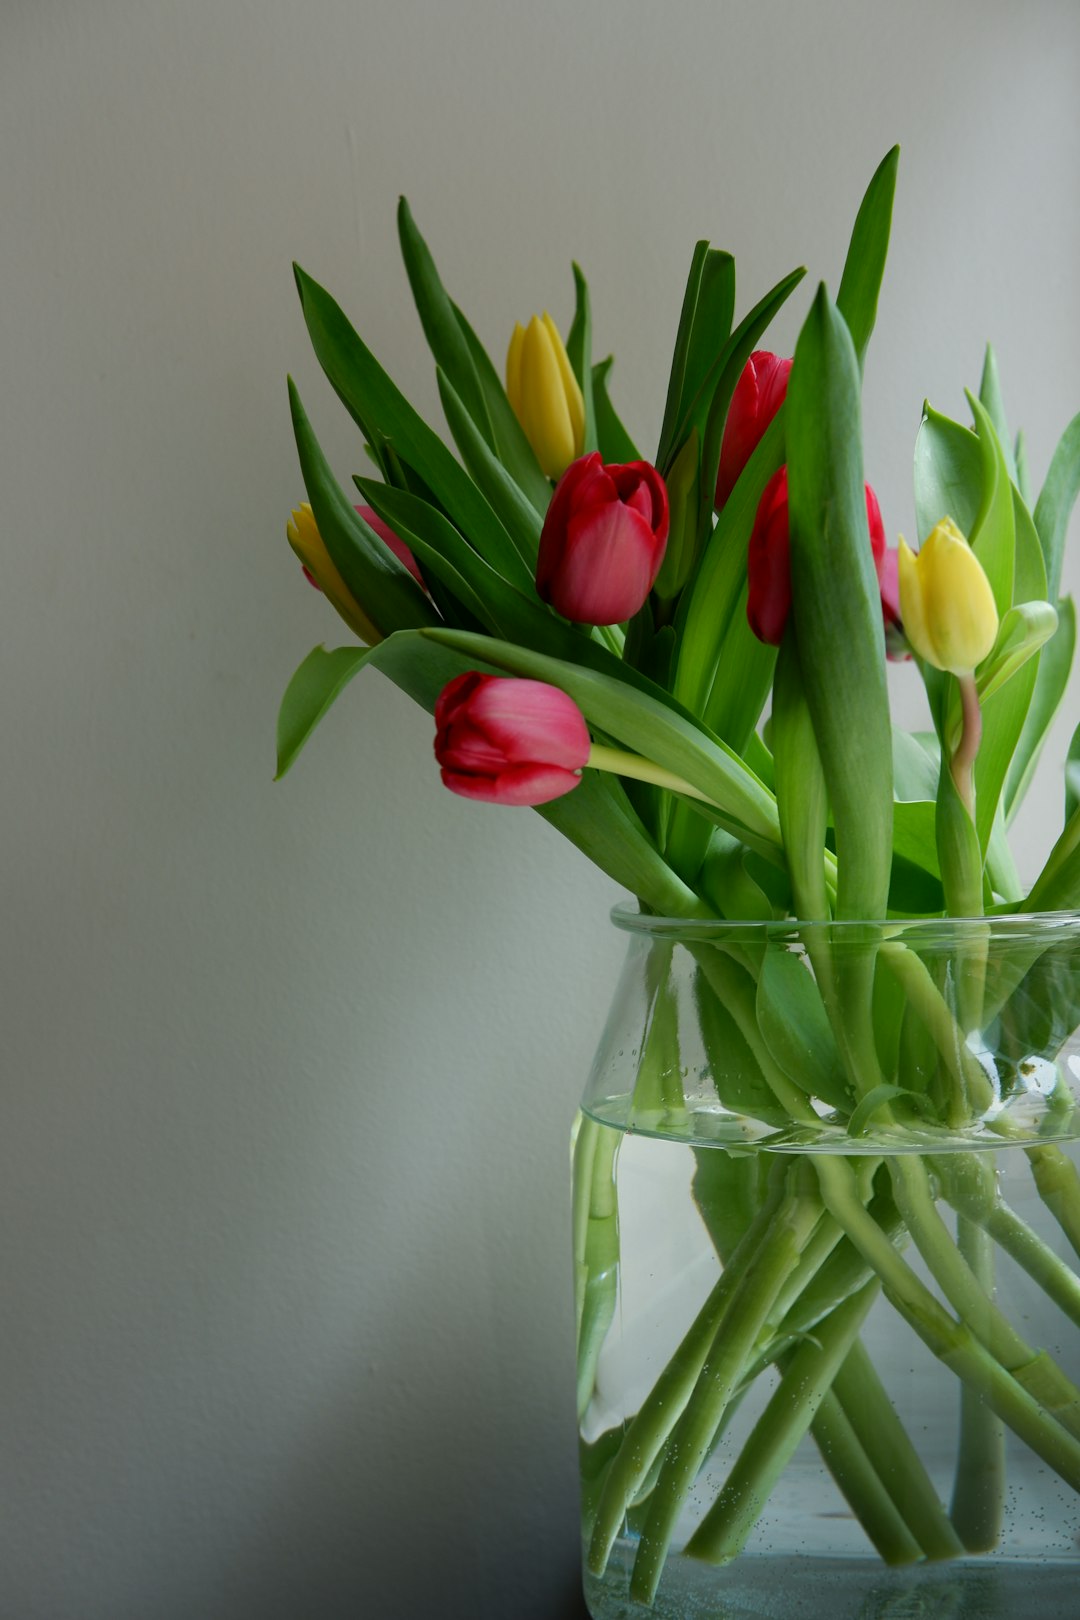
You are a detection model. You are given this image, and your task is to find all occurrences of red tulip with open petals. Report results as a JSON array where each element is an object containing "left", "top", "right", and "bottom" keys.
[
  {"left": 434, "top": 673, "right": 591, "bottom": 806},
  {"left": 537, "top": 453, "right": 669, "bottom": 626}
]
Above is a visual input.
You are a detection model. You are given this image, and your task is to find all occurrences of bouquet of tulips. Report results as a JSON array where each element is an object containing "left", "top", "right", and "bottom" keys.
[{"left": 277, "top": 147, "right": 1080, "bottom": 1599}]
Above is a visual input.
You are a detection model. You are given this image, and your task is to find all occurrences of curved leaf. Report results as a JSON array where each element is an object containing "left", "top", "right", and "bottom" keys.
[{"left": 836, "top": 146, "right": 899, "bottom": 367}]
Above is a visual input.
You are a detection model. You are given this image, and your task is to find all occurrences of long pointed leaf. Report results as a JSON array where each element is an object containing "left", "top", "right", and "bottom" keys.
[
  {"left": 566, "top": 263, "right": 598, "bottom": 455},
  {"left": 836, "top": 146, "right": 899, "bottom": 367},
  {"left": 450, "top": 300, "right": 553, "bottom": 510},
  {"left": 787, "top": 284, "right": 892, "bottom": 919},
  {"left": 1007, "top": 596, "right": 1076, "bottom": 819},
  {"left": 294, "top": 264, "right": 529, "bottom": 585},
  {"left": 289, "top": 379, "right": 439, "bottom": 638},
  {"left": 436, "top": 368, "right": 543, "bottom": 573},
  {"left": 1034, "top": 411, "right": 1080, "bottom": 600},
  {"left": 978, "top": 345, "right": 1018, "bottom": 486},
  {"left": 592, "top": 357, "right": 641, "bottom": 461},
  {"left": 397, "top": 196, "right": 492, "bottom": 444}
]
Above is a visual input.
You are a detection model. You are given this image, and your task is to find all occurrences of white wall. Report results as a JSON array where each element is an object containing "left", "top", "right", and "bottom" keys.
[{"left": 2, "top": 1, "right": 1078, "bottom": 1615}]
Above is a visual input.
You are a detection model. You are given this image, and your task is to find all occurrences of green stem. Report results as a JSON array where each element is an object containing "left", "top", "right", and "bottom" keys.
[
  {"left": 831, "top": 1337, "right": 964, "bottom": 1561},
  {"left": 888, "top": 1155, "right": 1080, "bottom": 1437},
  {"left": 813, "top": 1154, "right": 1080, "bottom": 1491},
  {"left": 572, "top": 1114, "right": 619, "bottom": 1422},
  {"left": 630, "top": 1164, "right": 823, "bottom": 1604},
  {"left": 811, "top": 1391, "right": 924, "bottom": 1565},
  {"left": 585, "top": 1160, "right": 789, "bottom": 1577},
  {"left": 949, "top": 1215, "right": 1006, "bottom": 1551},
  {"left": 932, "top": 1152, "right": 1080, "bottom": 1333},
  {"left": 1026, "top": 1143, "right": 1080, "bottom": 1262},
  {"left": 684, "top": 1281, "right": 880, "bottom": 1565}
]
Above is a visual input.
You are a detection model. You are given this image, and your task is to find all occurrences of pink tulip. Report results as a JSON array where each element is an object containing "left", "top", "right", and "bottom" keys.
[
  {"left": 536, "top": 453, "right": 669, "bottom": 626},
  {"left": 355, "top": 504, "right": 426, "bottom": 588},
  {"left": 434, "top": 673, "right": 591, "bottom": 806},
  {"left": 746, "top": 468, "right": 888, "bottom": 647},
  {"left": 715, "top": 351, "right": 792, "bottom": 509}
]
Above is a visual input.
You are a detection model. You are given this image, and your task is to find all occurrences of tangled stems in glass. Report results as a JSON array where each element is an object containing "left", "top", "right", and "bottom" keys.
[{"left": 575, "top": 912, "right": 1080, "bottom": 1604}]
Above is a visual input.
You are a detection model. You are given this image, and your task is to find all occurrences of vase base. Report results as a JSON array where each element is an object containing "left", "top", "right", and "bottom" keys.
[{"left": 582, "top": 1544, "right": 1080, "bottom": 1620}]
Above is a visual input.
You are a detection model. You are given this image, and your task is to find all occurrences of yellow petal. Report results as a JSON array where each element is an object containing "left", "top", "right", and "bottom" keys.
[
  {"left": 543, "top": 310, "right": 585, "bottom": 458},
  {"left": 899, "top": 518, "right": 999, "bottom": 675},
  {"left": 286, "top": 503, "right": 381, "bottom": 644},
  {"left": 897, "top": 536, "right": 931, "bottom": 663},
  {"left": 519, "top": 314, "right": 576, "bottom": 479}
]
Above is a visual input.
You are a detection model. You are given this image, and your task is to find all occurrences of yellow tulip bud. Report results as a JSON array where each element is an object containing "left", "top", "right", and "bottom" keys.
[
  {"left": 286, "top": 503, "right": 382, "bottom": 645},
  {"left": 506, "top": 312, "right": 585, "bottom": 480},
  {"left": 897, "top": 518, "right": 999, "bottom": 675}
]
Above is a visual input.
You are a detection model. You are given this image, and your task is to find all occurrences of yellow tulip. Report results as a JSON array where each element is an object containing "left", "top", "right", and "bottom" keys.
[
  {"left": 506, "top": 312, "right": 585, "bottom": 480},
  {"left": 286, "top": 503, "right": 381, "bottom": 644},
  {"left": 897, "top": 518, "right": 999, "bottom": 675}
]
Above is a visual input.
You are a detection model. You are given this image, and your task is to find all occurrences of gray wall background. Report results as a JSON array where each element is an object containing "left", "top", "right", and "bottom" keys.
[{"left": 2, "top": 1, "right": 1079, "bottom": 1616}]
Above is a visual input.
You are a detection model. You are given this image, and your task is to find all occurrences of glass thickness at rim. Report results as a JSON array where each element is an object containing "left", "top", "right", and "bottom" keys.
[{"left": 611, "top": 903, "right": 1080, "bottom": 948}]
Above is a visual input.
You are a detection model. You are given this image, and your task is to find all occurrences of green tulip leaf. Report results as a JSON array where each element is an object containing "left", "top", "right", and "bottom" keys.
[
  {"left": 436, "top": 368, "right": 543, "bottom": 573},
  {"left": 976, "top": 601, "right": 1058, "bottom": 709},
  {"left": 1015, "top": 430, "right": 1032, "bottom": 508},
  {"left": 756, "top": 947, "right": 851, "bottom": 1110},
  {"left": 566, "top": 262, "right": 598, "bottom": 457},
  {"left": 1065, "top": 722, "right": 1080, "bottom": 825},
  {"left": 293, "top": 264, "right": 531, "bottom": 588},
  {"left": 847, "top": 1084, "right": 929, "bottom": 1138},
  {"left": 836, "top": 145, "right": 899, "bottom": 368},
  {"left": 657, "top": 245, "right": 736, "bottom": 471},
  {"left": 276, "top": 643, "right": 372, "bottom": 779},
  {"left": 449, "top": 299, "right": 553, "bottom": 512},
  {"left": 397, "top": 197, "right": 493, "bottom": 447},
  {"left": 693, "top": 972, "right": 790, "bottom": 1128},
  {"left": 771, "top": 635, "right": 830, "bottom": 920},
  {"left": 289, "top": 379, "right": 439, "bottom": 638},
  {"left": 787, "top": 283, "right": 893, "bottom": 919},
  {"left": 965, "top": 392, "right": 1014, "bottom": 617},
  {"left": 913, "top": 404, "right": 982, "bottom": 545},
  {"left": 591, "top": 356, "right": 641, "bottom": 462},
  {"left": 1006, "top": 596, "right": 1076, "bottom": 820},
  {"left": 1034, "top": 410, "right": 1080, "bottom": 601},
  {"left": 673, "top": 410, "right": 786, "bottom": 721},
  {"left": 977, "top": 345, "right": 1018, "bottom": 487},
  {"left": 350, "top": 479, "right": 504, "bottom": 634}
]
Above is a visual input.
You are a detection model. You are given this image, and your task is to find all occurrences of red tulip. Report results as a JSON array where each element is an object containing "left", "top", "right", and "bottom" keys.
[
  {"left": 434, "top": 673, "right": 591, "bottom": 806},
  {"left": 355, "top": 504, "right": 426, "bottom": 588},
  {"left": 537, "top": 453, "right": 669, "bottom": 626},
  {"left": 746, "top": 467, "right": 888, "bottom": 646},
  {"left": 715, "top": 351, "right": 792, "bottom": 509}
]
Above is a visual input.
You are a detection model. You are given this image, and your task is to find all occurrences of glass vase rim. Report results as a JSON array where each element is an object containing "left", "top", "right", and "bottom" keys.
[{"left": 610, "top": 902, "right": 1080, "bottom": 945}]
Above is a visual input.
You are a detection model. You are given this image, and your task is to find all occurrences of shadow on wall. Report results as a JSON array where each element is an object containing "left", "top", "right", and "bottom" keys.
[{"left": 204, "top": 1230, "right": 586, "bottom": 1620}]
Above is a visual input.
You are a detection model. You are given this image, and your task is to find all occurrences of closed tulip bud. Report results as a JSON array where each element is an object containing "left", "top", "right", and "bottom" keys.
[
  {"left": 537, "top": 452, "right": 669, "bottom": 626},
  {"left": 897, "top": 518, "right": 999, "bottom": 675},
  {"left": 715, "top": 351, "right": 792, "bottom": 509},
  {"left": 434, "top": 673, "right": 591, "bottom": 806},
  {"left": 506, "top": 313, "right": 585, "bottom": 480},
  {"left": 746, "top": 468, "right": 887, "bottom": 647},
  {"left": 286, "top": 503, "right": 382, "bottom": 644}
]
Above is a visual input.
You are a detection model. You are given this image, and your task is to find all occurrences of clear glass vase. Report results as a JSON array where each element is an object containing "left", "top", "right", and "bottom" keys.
[{"left": 574, "top": 910, "right": 1080, "bottom": 1619}]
